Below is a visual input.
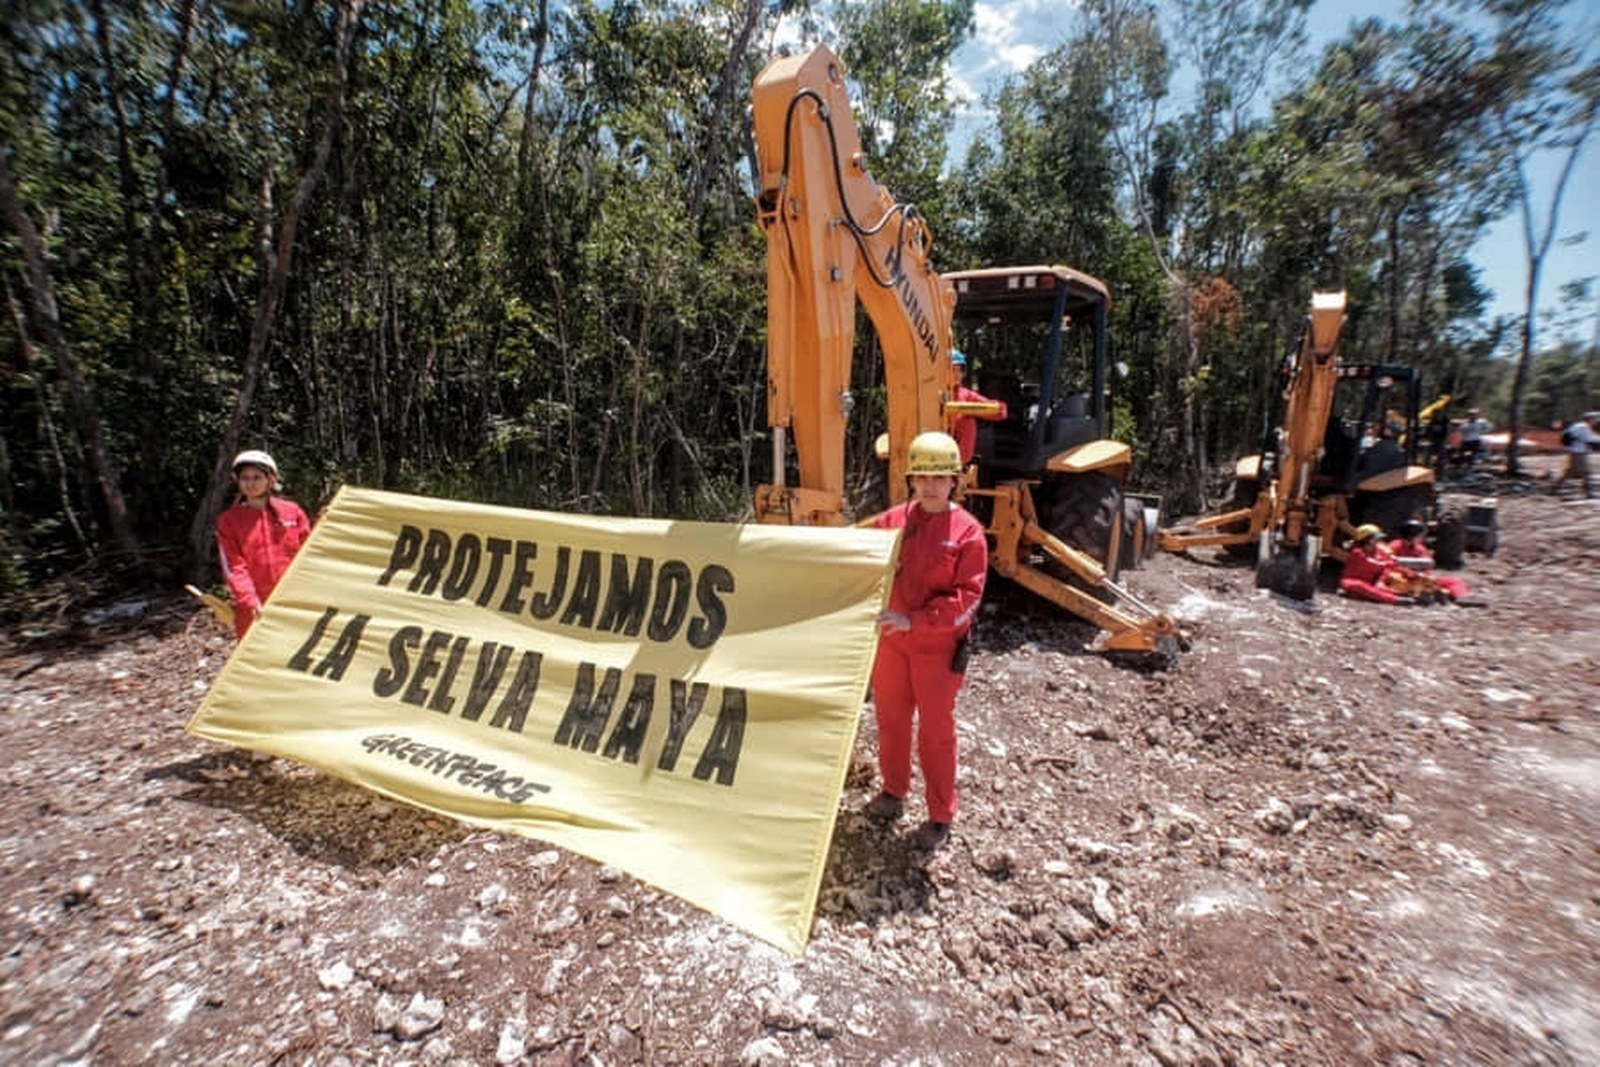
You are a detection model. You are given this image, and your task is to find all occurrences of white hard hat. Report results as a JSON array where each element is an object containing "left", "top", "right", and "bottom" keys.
[{"left": 231, "top": 449, "right": 279, "bottom": 478}]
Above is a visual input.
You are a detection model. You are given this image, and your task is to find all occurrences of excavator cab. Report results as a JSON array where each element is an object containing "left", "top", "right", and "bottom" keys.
[
  {"left": 951, "top": 266, "right": 1112, "bottom": 479},
  {"left": 945, "top": 267, "right": 1137, "bottom": 591}
]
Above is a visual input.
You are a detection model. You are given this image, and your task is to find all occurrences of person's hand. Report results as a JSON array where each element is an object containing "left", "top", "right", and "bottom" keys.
[{"left": 877, "top": 610, "right": 910, "bottom": 634}]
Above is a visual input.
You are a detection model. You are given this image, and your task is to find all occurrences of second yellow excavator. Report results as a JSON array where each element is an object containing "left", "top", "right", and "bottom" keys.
[
  {"left": 1157, "top": 291, "right": 1457, "bottom": 597},
  {"left": 749, "top": 45, "right": 1182, "bottom": 666}
]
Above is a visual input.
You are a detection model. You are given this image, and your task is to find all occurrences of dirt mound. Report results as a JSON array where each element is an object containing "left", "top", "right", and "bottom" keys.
[{"left": 2, "top": 489, "right": 1597, "bottom": 1065}]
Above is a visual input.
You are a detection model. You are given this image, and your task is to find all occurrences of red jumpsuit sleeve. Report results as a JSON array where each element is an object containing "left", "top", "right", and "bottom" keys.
[
  {"left": 216, "top": 512, "right": 261, "bottom": 614},
  {"left": 908, "top": 514, "right": 988, "bottom": 635},
  {"left": 286, "top": 501, "right": 313, "bottom": 554}
]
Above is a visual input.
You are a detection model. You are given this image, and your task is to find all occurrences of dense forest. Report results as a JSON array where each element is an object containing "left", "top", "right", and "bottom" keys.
[{"left": 1, "top": 0, "right": 1596, "bottom": 609}]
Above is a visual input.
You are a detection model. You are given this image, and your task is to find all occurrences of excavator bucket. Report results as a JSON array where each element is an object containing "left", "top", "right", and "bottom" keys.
[{"left": 1254, "top": 531, "right": 1322, "bottom": 602}]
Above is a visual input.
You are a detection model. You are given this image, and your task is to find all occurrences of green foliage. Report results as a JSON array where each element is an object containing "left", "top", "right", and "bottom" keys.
[{"left": 1, "top": 0, "right": 1593, "bottom": 596}]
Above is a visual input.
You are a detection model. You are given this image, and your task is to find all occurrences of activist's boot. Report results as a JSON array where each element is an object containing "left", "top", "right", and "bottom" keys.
[
  {"left": 864, "top": 791, "right": 904, "bottom": 823},
  {"left": 914, "top": 820, "right": 951, "bottom": 851}
]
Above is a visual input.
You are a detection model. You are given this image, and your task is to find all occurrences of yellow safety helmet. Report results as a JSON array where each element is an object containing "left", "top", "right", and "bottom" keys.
[
  {"left": 1353, "top": 523, "right": 1382, "bottom": 542},
  {"left": 906, "top": 431, "right": 963, "bottom": 476}
]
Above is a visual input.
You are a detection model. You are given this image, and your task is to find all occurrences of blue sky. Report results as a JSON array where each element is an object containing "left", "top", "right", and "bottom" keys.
[{"left": 941, "top": 0, "right": 1598, "bottom": 340}]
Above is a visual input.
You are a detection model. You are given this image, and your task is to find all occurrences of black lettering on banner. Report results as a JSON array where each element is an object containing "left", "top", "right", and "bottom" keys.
[
  {"left": 401, "top": 629, "right": 457, "bottom": 707},
  {"left": 596, "top": 555, "right": 652, "bottom": 636},
  {"left": 428, "top": 635, "right": 471, "bottom": 714},
  {"left": 559, "top": 550, "right": 603, "bottom": 628},
  {"left": 373, "top": 626, "right": 423, "bottom": 697},
  {"left": 374, "top": 525, "right": 738, "bottom": 650},
  {"left": 410, "top": 528, "right": 452, "bottom": 595},
  {"left": 553, "top": 662, "right": 621, "bottom": 753},
  {"left": 487, "top": 652, "right": 542, "bottom": 733},
  {"left": 440, "top": 534, "right": 481, "bottom": 601},
  {"left": 647, "top": 561, "right": 691, "bottom": 642},
  {"left": 601, "top": 673, "right": 657, "bottom": 762},
  {"left": 475, "top": 537, "right": 513, "bottom": 608},
  {"left": 687, "top": 564, "right": 734, "bottom": 649},
  {"left": 528, "top": 545, "right": 570, "bottom": 620},
  {"left": 657, "top": 679, "right": 710, "bottom": 772},
  {"left": 461, "top": 642, "right": 514, "bottom": 721},
  {"left": 287, "top": 606, "right": 340, "bottom": 672},
  {"left": 499, "top": 540, "right": 538, "bottom": 613},
  {"left": 693, "top": 687, "right": 747, "bottom": 786},
  {"left": 312, "top": 614, "right": 370, "bottom": 680},
  {"left": 377, "top": 526, "right": 422, "bottom": 586},
  {"left": 358, "top": 732, "right": 551, "bottom": 803}
]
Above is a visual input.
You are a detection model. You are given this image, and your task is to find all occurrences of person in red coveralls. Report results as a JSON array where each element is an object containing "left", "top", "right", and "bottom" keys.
[
  {"left": 1338, "top": 524, "right": 1405, "bottom": 604},
  {"left": 949, "top": 349, "right": 1007, "bottom": 465},
  {"left": 1387, "top": 520, "right": 1468, "bottom": 601},
  {"left": 864, "top": 431, "right": 989, "bottom": 851},
  {"left": 216, "top": 450, "right": 312, "bottom": 638}
]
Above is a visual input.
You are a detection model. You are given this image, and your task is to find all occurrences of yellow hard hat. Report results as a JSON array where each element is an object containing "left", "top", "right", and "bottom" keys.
[
  {"left": 906, "top": 431, "right": 963, "bottom": 476},
  {"left": 1354, "top": 523, "right": 1382, "bottom": 541}
]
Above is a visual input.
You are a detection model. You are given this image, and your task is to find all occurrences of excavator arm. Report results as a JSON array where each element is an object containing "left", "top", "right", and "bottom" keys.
[
  {"left": 751, "top": 45, "right": 954, "bottom": 524},
  {"left": 750, "top": 45, "right": 1183, "bottom": 666}
]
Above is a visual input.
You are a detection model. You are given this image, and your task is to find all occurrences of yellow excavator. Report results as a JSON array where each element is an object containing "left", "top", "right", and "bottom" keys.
[
  {"left": 749, "top": 45, "right": 1182, "bottom": 665},
  {"left": 1157, "top": 291, "right": 1454, "bottom": 597}
]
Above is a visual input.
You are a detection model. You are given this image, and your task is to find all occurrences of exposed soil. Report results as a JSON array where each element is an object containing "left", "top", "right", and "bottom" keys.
[{"left": 3, "top": 469, "right": 1598, "bottom": 1066}]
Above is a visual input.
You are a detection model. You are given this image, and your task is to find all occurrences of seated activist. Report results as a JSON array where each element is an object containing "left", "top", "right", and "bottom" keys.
[
  {"left": 216, "top": 449, "right": 313, "bottom": 638},
  {"left": 949, "top": 349, "right": 1007, "bottom": 465},
  {"left": 1387, "top": 520, "right": 1468, "bottom": 601},
  {"left": 1338, "top": 524, "right": 1410, "bottom": 605}
]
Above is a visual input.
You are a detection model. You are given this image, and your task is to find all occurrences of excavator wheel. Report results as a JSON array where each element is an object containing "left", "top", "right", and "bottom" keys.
[
  {"left": 1432, "top": 509, "right": 1467, "bottom": 570},
  {"left": 1255, "top": 551, "right": 1316, "bottom": 601},
  {"left": 1042, "top": 471, "right": 1124, "bottom": 589},
  {"left": 1218, "top": 477, "right": 1260, "bottom": 559}
]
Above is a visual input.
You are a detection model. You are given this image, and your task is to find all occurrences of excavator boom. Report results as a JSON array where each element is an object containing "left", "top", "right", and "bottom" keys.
[
  {"left": 752, "top": 46, "right": 953, "bottom": 523},
  {"left": 751, "top": 45, "right": 1183, "bottom": 665}
]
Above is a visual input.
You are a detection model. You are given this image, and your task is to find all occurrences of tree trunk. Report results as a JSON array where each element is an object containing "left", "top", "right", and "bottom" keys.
[
  {"left": 0, "top": 150, "right": 142, "bottom": 562},
  {"left": 182, "top": 0, "right": 365, "bottom": 581}
]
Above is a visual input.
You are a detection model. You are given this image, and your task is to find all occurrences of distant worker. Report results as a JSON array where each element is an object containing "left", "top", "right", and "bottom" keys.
[
  {"left": 1457, "top": 407, "right": 1492, "bottom": 465},
  {"left": 1553, "top": 411, "right": 1599, "bottom": 500},
  {"left": 949, "top": 349, "right": 1007, "bottom": 465},
  {"left": 866, "top": 431, "right": 988, "bottom": 852},
  {"left": 1387, "top": 520, "right": 1468, "bottom": 601},
  {"left": 216, "top": 449, "right": 313, "bottom": 638},
  {"left": 1420, "top": 394, "right": 1451, "bottom": 470}
]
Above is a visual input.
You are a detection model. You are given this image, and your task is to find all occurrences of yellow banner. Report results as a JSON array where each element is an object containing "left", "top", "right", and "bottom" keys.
[{"left": 188, "top": 486, "right": 898, "bottom": 954}]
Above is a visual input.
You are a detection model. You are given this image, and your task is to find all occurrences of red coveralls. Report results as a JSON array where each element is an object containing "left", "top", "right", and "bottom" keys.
[
  {"left": 950, "top": 383, "right": 1007, "bottom": 465},
  {"left": 1387, "top": 537, "right": 1469, "bottom": 600},
  {"left": 1339, "top": 543, "right": 1403, "bottom": 604},
  {"left": 217, "top": 498, "right": 312, "bottom": 637},
  {"left": 871, "top": 501, "right": 988, "bottom": 824}
]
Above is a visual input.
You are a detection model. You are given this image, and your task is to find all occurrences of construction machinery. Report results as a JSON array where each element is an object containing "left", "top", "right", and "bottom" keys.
[
  {"left": 750, "top": 44, "right": 1181, "bottom": 665},
  {"left": 1158, "top": 291, "right": 1457, "bottom": 596}
]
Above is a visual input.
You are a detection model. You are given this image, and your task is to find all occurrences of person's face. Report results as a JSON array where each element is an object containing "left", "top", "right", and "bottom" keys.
[
  {"left": 235, "top": 466, "right": 273, "bottom": 502},
  {"left": 910, "top": 473, "right": 956, "bottom": 510}
]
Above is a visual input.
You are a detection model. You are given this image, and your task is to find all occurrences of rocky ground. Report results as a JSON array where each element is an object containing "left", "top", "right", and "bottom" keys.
[{"left": 2, "top": 472, "right": 1597, "bottom": 1066}]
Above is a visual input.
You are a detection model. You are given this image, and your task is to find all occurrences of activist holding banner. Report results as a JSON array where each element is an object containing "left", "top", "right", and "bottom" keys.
[
  {"left": 190, "top": 485, "right": 899, "bottom": 954},
  {"left": 866, "top": 431, "right": 989, "bottom": 852},
  {"left": 216, "top": 449, "right": 313, "bottom": 638}
]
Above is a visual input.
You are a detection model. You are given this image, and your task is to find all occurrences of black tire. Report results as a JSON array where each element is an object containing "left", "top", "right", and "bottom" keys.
[
  {"left": 1352, "top": 485, "right": 1426, "bottom": 539},
  {"left": 1432, "top": 510, "right": 1467, "bottom": 570},
  {"left": 1042, "top": 471, "right": 1124, "bottom": 586},
  {"left": 1220, "top": 476, "right": 1260, "bottom": 559}
]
